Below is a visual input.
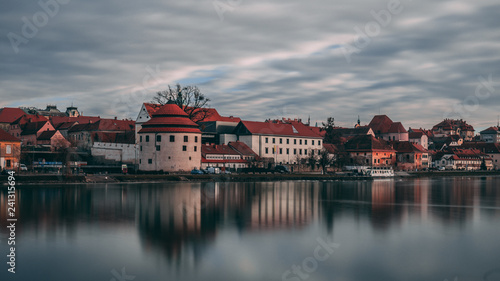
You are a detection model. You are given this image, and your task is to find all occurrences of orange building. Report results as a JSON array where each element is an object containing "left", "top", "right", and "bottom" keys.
[{"left": 0, "top": 128, "right": 21, "bottom": 171}]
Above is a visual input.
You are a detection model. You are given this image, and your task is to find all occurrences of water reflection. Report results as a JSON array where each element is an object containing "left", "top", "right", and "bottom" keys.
[{"left": 1, "top": 177, "right": 500, "bottom": 281}]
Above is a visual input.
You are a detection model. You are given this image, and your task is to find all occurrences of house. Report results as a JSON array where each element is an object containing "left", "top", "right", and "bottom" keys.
[
  {"left": 0, "top": 128, "right": 21, "bottom": 171},
  {"left": 408, "top": 128, "right": 429, "bottom": 149},
  {"left": 201, "top": 144, "right": 249, "bottom": 170},
  {"left": 433, "top": 148, "right": 492, "bottom": 170},
  {"left": 227, "top": 141, "right": 259, "bottom": 162},
  {"left": 392, "top": 141, "right": 429, "bottom": 170},
  {"left": 432, "top": 119, "right": 475, "bottom": 141},
  {"left": 68, "top": 118, "right": 135, "bottom": 151},
  {"left": 430, "top": 135, "right": 463, "bottom": 150},
  {"left": 368, "top": 115, "right": 409, "bottom": 141},
  {"left": 480, "top": 126, "right": 500, "bottom": 143},
  {"left": 0, "top": 108, "right": 27, "bottom": 131},
  {"left": 344, "top": 135, "right": 396, "bottom": 166},
  {"left": 197, "top": 109, "right": 241, "bottom": 145},
  {"left": 36, "top": 130, "right": 71, "bottom": 151},
  {"left": 461, "top": 142, "right": 500, "bottom": 170},
  {"left": 19, "top": 120, "right": 55, "bottom": 146},
  {"left": 232, "top": 119, "right": 323, "bottom": 165},
  {"left": 138, "top": 102, "right": 202, "bottom": 172},
  {"left": 91, "top": 131, "right": 136, "bottom": 165},
  {"left": 8, "top": 114, "right": 48, "bottom": 139}
]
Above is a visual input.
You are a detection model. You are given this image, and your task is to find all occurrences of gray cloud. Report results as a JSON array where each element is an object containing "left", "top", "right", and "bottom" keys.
[{"left": 1, "top": 0, "right": 500, "bottom": 131}]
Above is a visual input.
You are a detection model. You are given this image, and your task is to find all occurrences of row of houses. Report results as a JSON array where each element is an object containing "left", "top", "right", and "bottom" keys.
[{"left": 1, "top": 103, "right": 499, "bottom": 172}]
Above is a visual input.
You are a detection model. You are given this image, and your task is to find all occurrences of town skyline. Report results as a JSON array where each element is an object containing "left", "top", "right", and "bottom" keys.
[{"left": 2, "top": 0, "right": 500, "bottom": 132}]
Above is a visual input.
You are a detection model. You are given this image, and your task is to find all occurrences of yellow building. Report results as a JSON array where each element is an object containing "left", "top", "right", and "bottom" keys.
[{"left": 0, "top": 128, "right": 21, "bottom": 171}]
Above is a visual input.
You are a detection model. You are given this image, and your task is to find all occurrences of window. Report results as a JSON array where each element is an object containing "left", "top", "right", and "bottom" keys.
[
  {"left": 6, "top": 160, "right": 11, "bottom": 167},
  {"left": 146, "top": 135, "right": 150, "bottom": 142},
  {"left": 183, "top": 146, "right": 187, "bottom": 151},
  {"left": 280, "top": 138, "right": 283, "bottom": 144},
  {"left": 294, "top": 149, "right": 297, "bottom": 154},
  {"left": 6, "top": 145, "right": 12, "bottom": 154},
  {"left": 312, "top": 140, "right": 315, "bottom": 145},
  {"left": 287, "top": 139, "right": 290, "bottom": 144},
  {"left": 195, "top": 136, "right": 198, "bottom": 143},
  {"left": 156, "top": 135, "right": 161, "bottom": 142},
  {"left": 156, "top": 145, "right": 161, "bottom": 151},
  {"left": 140, "top": 146, "right": 142, "bottom": 151},
  {"left": 170, "top": 135, "right": 175, "bottom": 142},
  {"left": 311, "top": 150, "right": 314, "bottom": 155},
  {"left": 272, "top": 138, "right": 276, "bottom": 144},
  {"left": 148, "top": 159, "right": 152, "bottom": 164},
  {"left": 139, "top": 159, "right": 141, "bottom": 164},
  {"left": 280, "top": 148, "right": 283, "bottom": 154},
  {"left": 140, "top": 136, "right": 142, "bottom": 142},
  {"left": 305, "top": 140, "right": 308, "bottom": 145},
  {"left": 300, "top": 139, "right": 302, "bottom": 145},
  {"left": 265, "top": 137, "right": 269, "bottom": 143},
  {"left": 194, "top": 146, "right": 197, "bottom": 152},
  {"left": 286, "top": 148, "right": 289, "bottom": 154},
  {"left": 304, "top": 149, "right": 307, "bottom": 155},
  {"left": 318, "top": 141, "right": 321, "bottom": 146},
  {"left": 265, "top": 148, "right": 269, "bottom": 154},
  {"left": 294, "top": 139, "right": 297, "bottom": 145},
  {"left": 272, "top": 147, "right": 275, "bottom": 154},
  {"left": 299, "top": 149, "right": 302, "bottom": 155},
  {"left": 189, "top": 157, "right": 192, "bottom": 160},
  {"left": 184, "top": 136, "right": 188, "bottom": 142}
]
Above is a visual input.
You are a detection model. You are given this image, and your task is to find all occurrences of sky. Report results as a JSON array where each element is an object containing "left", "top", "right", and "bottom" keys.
[{"left": 1, "top": 0, "right": 499, "bottom": 131}]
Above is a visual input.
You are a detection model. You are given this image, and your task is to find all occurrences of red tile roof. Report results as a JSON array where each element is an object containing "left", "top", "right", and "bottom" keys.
[
  {"left": 228, "top": 141, "right": 259, "bottom": 157},
  {"left": 368, "top": 115, "right": 394, "bottom": 134},
  {"left": 21, "top": 121, "right": 53, "bottom": 135},
  {"left": 391, "top": 141, "right": 427, "bottom": 153},
  {"left": 202, "top": 144, "right": 240, "bottom": 155},
  {"left": 236, "top": 120, "right": 322, "bottom": 138},
  {"left": 0, "top": 128, "right": 21, "bottom": 142},
  {"left": 388, "top": 122, "right": 407, "bottom": 133},
  {"left": 143, "top": 103, "right": 163, "bottom": 116},
  {"left": 37, "top": 130, "right": 58, "bottom": 141},
  {"left": 11, "top": 114, "right": 48, "bottom": 126},
  {"left": 323, "top": 143, "right": 339, "bottom": 154},
  {"left": 0, "top": 108, "right": 27, "bottom": 124},
  {"left": 344, "top": 135, "right": 396, "bottom": 152},
  {"left": 50, "top": 116, "right": 101, "bottom": 126},
  {"left": 432, "top": 119, "right": 474, "bottom": 132},
  {"left": 480, "top": 126, "right": 500, "bottom": 134}
]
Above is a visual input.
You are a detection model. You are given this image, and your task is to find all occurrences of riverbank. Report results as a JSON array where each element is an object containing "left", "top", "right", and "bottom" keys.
[{"left": 2, "top": 170, "right": 500, "bottom": 185}]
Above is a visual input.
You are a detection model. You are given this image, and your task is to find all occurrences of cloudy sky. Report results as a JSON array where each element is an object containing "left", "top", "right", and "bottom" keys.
[{"left": 1, "top": 0, "right": 499, "bottom": 131}]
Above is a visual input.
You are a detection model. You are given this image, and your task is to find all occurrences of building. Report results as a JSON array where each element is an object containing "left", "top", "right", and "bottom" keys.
[
  {"left": 197, "top": 109, "right": 240, "bottom": 145},
  {"left": 0, "top": 128, "right": 21, "bottom": 171},
  {"left": 344, "top": 135, "right": 396, "bottom": 166},
  {"left": 232, "top": 119, "right": 323, "bottom": 165},
  {"left": 36, "top": 130, "right": 71, "bottom": 151},
  {"left": 432, "top": 119, "right": 475, "bottom": 141},
  {"left": 368, "top": 115, "right": 409, "bottom": 141},
  {"left": 480, "top": 126, "right": 500, "bottom": 143},
  {"left": 392, "top": 141, "right": 429, "bottom": 170},
  {"left": 0, "top": 108, "right": 27, "bottom": 131},
  {"left": 138, "top": 102, "right": 202, "bottom": 172},
  {"left": 227, "top": 141, "right": 259, "bottom": 162},
  {"left": 201, "top": 144, "right": 249, "bottom": 170},
  {"left": 433, "top": 148, "right": 492, "bottom": 170},
  {"left": 18, "top": 120, "right": 55, "bottom": 146},
  {"left": 462, "top": 142, "right": 500, "bottom": 170},
  {"left": 68, "top": 118, "right": 134, "bottom": 151},
  {"left": 91, "top": 132, "right": 136, "bottom": 165},
  {"left": 408, "top": 129, "right": 429, "bottom": 149}
]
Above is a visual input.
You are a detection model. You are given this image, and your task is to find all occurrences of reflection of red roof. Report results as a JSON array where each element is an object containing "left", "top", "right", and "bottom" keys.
[
  {"left": 0, "top": 108, "right": 27, "bottom": 124},
  {"left": 0, "top": 128, "right": 21, "bottom": 142},
  {"left": 236, "top": 120, "right": 322, "bottom": 138},
  {"left": 202, "top": 144, "right": 240, "bottom": 155},
  {"left": 139, "top": 103, "right": 201, "bottom": 134},
  {"left": 228, "top": 141, "right": 259, "bottom": 157}
]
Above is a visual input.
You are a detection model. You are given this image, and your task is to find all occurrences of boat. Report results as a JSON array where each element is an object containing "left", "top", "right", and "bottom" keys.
[{"left": 361, "top": 166, "right": 394, "bottom": 177}]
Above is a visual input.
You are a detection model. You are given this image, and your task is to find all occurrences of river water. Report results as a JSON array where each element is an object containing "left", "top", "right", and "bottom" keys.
[{"left": 1, "top": 177, "right": 500, "bottom": 281}]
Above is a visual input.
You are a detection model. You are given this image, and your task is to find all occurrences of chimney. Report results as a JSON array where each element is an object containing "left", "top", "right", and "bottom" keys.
[{"left": 114, "top": 117, "right": 117, "bottom": 120}]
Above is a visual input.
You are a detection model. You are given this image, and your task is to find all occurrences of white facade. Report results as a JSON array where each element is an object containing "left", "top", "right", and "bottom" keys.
[
  {"left": 91, "top": 142, "right": 136, "bottom": 164},
  {"left": 410, "top": 134, "right": 429, "bottom": 149},
  {"left": 139, "top": 132, "right": 202, "bottom": 172},
  {"left": 239, "top": 134, "right": 323, "bottom": 164}
]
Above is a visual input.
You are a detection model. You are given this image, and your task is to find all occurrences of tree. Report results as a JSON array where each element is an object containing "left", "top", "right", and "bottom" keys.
[
  {"left": 321, "top": 117, "right": 342, "bottom": 144},
  {"left": 318, "top": 148, "right": 334, "bottom": 174},
  {"left": 152, "top": 84, "right": 212, "bottom": 122},
  {"left": 306, "top": 151, "right": 318, "bottom": 171},
  {"left": 481, "top": 158, "right": 487, "bottom": 170}
]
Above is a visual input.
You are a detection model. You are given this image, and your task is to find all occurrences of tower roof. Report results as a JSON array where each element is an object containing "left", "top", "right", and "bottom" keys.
[{"left": 139, "top": 103, "right": 201, "bottom": 134}]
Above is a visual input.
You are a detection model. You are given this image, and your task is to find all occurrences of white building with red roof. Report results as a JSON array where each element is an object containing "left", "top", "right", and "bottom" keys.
[
  {"left": 138, "top": 102, "right": 202, "bottom": 172},
  {"left": 201, "top": 143, "right": 249, "bottom": 170},
  {"left": 368, "top": 115, "right": 409, "bottom": 142},
  {"left": 232, "top": 118, "right": 323, "bottom": 165}
]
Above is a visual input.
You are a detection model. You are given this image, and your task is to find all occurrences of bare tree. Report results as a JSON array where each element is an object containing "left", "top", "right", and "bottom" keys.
[
  {"left": 318, "top": 148, "right": 335, "bottom": 174},
  {"left": 321, "top": 117, "right": 342, "bottom": 144},
  {"left": 152, "top": 84, "right": 212, "bottom": 122},
  {"left": 306, "top": 151, "right": 318, "bottom": 171}
]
